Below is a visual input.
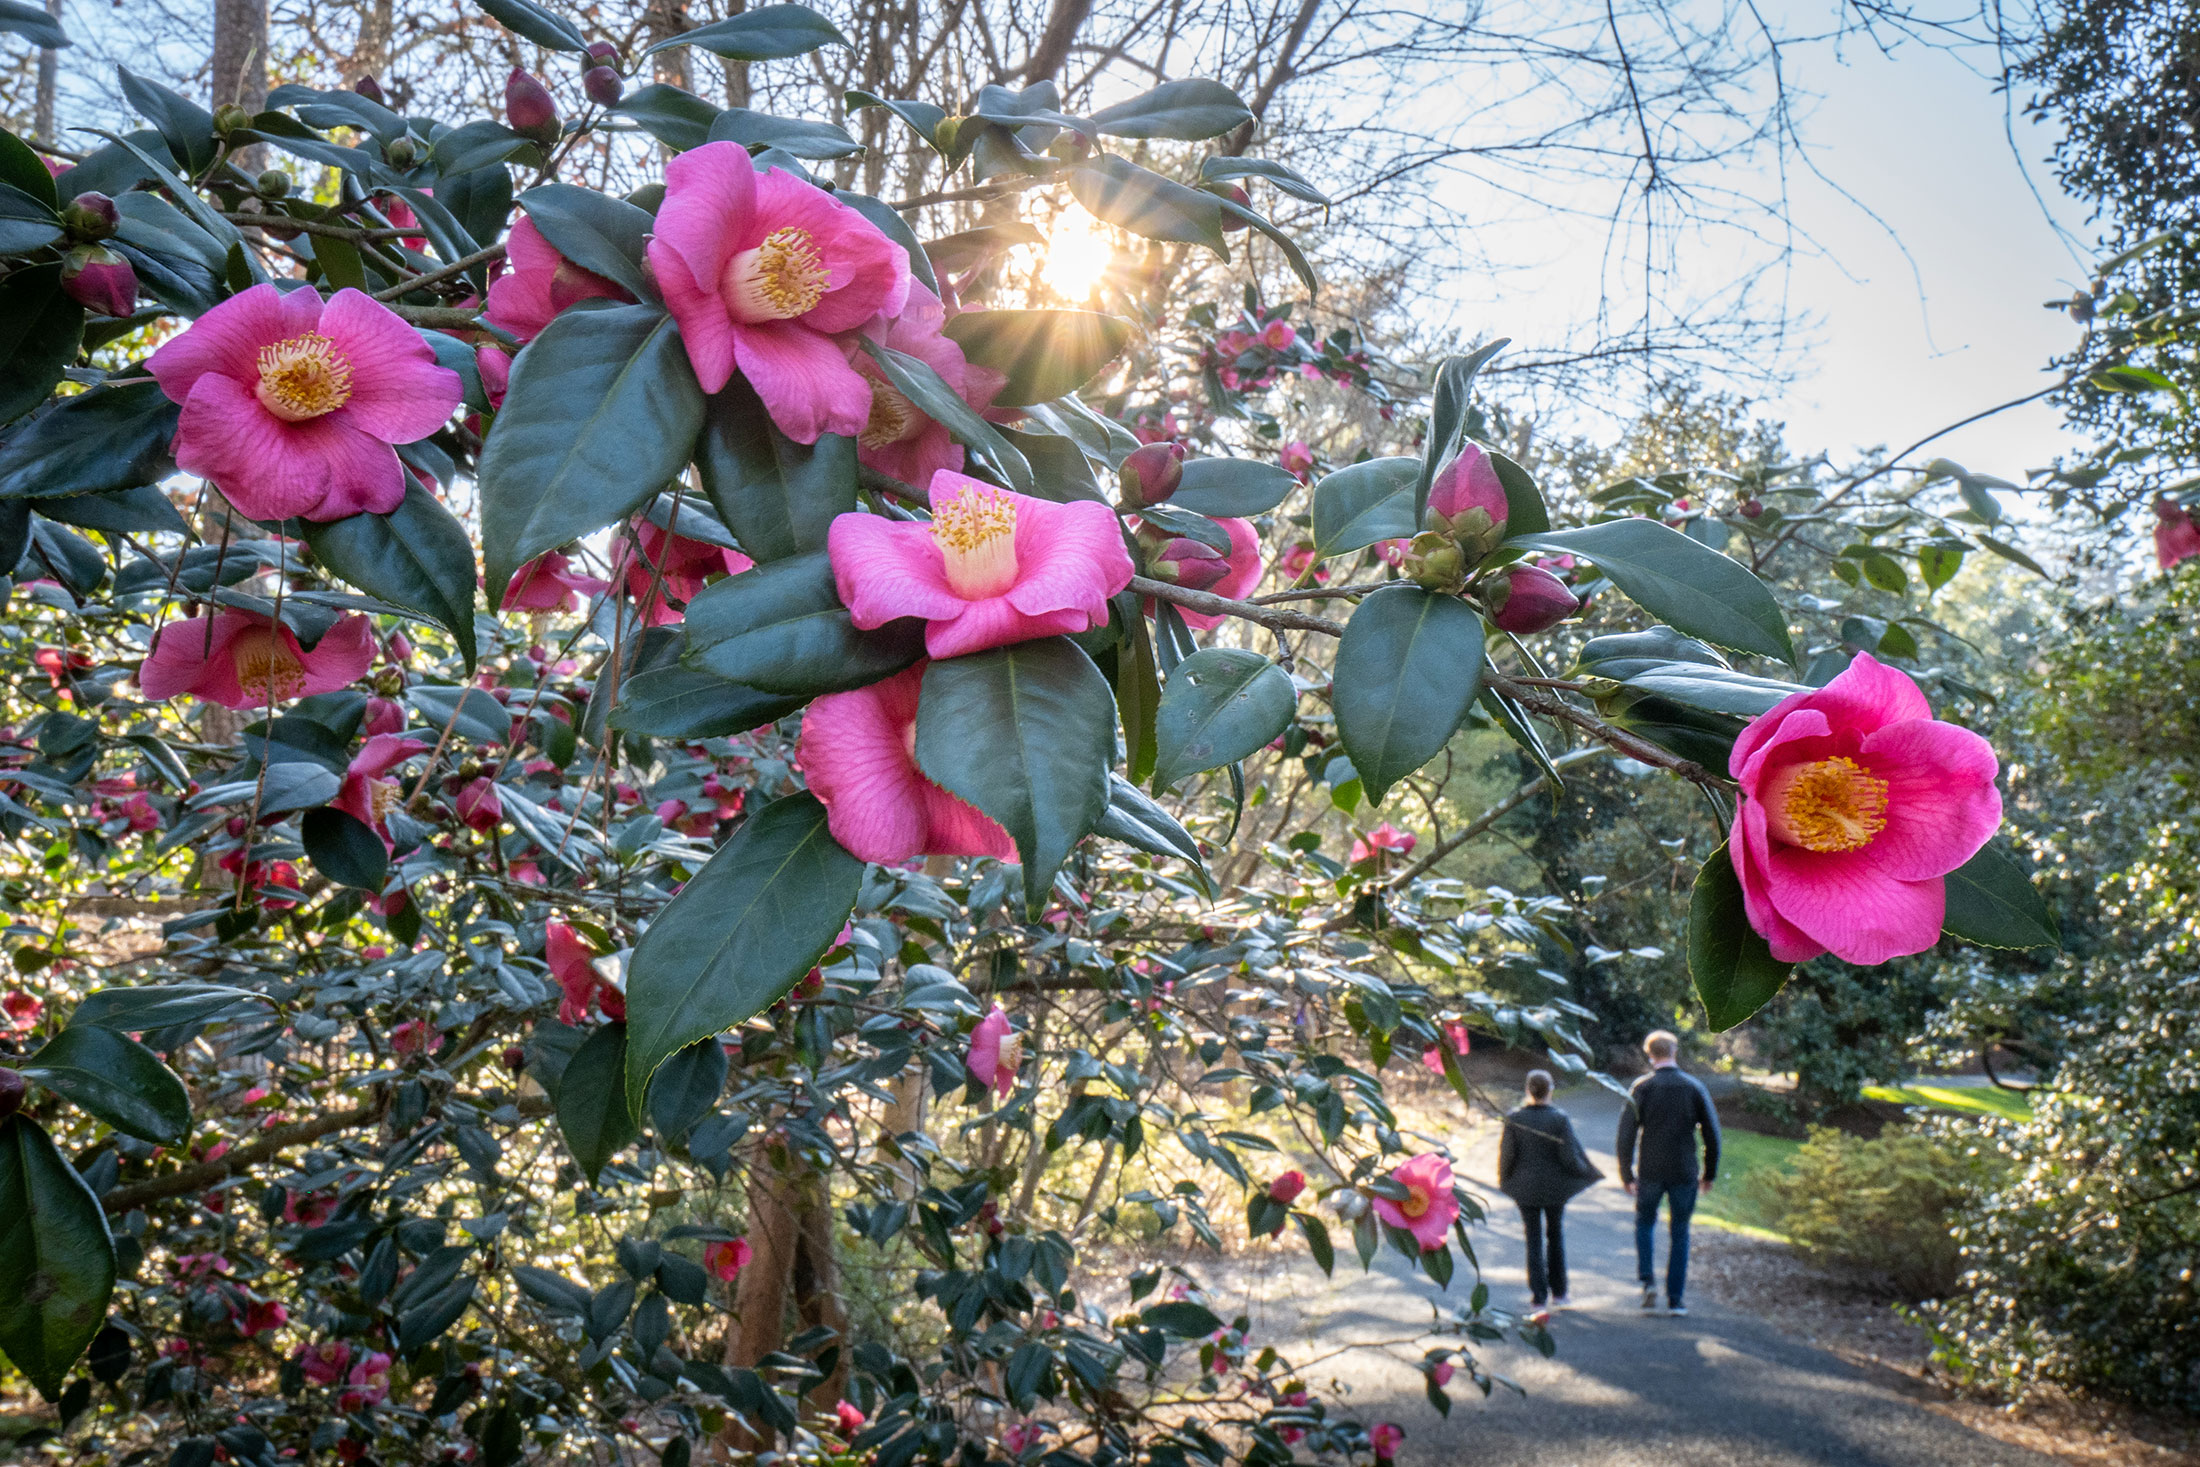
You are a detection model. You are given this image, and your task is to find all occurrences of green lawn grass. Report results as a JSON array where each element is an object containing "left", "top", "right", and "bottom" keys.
[
  {"left": 1861, "top": 1082, "right": 2033, "bottom": 1122},
  {"left": 1692, "top": 1129, "right": 1801, "bottom": 1241}
]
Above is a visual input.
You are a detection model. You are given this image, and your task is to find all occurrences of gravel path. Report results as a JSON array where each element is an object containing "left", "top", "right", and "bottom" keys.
[{"left": 1227, "top": 1080, "right": 2062, "bottom": 1467}]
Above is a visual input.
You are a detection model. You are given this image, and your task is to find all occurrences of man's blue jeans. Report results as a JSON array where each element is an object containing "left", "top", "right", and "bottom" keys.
[{"left": 1635, "top": 1179, "right": 1698, "bottom": 1306}]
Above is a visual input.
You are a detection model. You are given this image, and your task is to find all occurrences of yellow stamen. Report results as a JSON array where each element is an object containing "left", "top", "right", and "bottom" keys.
[
  {"left": 861, "top": 380, "right": 920, "bottom": 449},
  {"left": 369, "top": 778, "right": 403, "bottom": 823},
  {"left": 1400, "top": 1185, "right": 1430, "bottom": 1219},
  {"left": 723, "top": 227, "right": 829, "bottom": 322},
  {"left": 255, "top": 332, "right": 353, "bottom": 422},
  {"left": 1765, "top": 755, "right": 1890, "bottom": 853},
  {"left": 231, "top": 627, "right": 307, "bottom": 702},
  {"left": 931, "top": 484, "right": 1020, "bottom": 600}
]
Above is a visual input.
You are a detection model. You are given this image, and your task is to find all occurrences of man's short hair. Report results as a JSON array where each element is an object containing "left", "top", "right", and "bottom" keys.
[
  {"left": 1524, "top": 1069, "right": 1553, "bottom": 1101},
  {"left": 1643, "top": 1030, "right": 1680, "bottom": 1061}
]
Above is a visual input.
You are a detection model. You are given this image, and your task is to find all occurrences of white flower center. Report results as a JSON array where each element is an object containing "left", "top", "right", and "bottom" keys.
[
  {"left": 931, "top": 484, "right": 1020, "bottom": 600},
  {"left": 722, "top": 226, "right": 829, "bottom": 322},
  {"left": 255, "top": 331, "right": 353, "bottom": 422}
]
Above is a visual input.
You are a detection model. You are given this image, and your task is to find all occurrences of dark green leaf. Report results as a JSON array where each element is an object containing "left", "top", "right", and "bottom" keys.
[
  {"left": 0, "top": 181, "right": 63, "bottom": 254},
  {"left": 999, "top": 426, "right": 1103, "bottom": 502},
  {"left": 1198, "top": 155, "right": 1329, "bottom": 206},
  {"left": 19, "top": 1026, "right": 189, "bottom": 1144},
  {"left": 1417, "top": 342, "right": 1509, "bottom": 527},
  {"left": 1169, "top": 457, "right": 1296, "bottom": 517},
  {"left": 557, "top": 1023, "right": 639, "bottom": 1186},
  {"left": 683, "top": 552, "right": 923, "bottom": 695},
  {"left": 648, "top": 1038, "right": 729, "bottom": 1142},
  {"left": 1090, "top": 79, "right": 1252, "bottom": 140},
  {"left": 707, "top": 108, "right": 861, "bottom": 159},
  {"left": 607, "top": 665, "right": 805, "bottom": 739},
  {"left": 644, "top": 3, "right": 848, "bottom": 58},
  {"left": 916, "top": 639, "right": 1116, "bottom": 914},
  {"left": 612, "top": 84, "right": 720, "bottom": 153},
  {"left": 1487, "top": 449, "right": 1549, "bottom": 537},
  {"left": 860, "top": 340, "right": 1033, "bottom": 494},
  {"left": 1311, "top": 458, "right": 1417, "bottom": 559},
  {"left": 1688, "top": 846, "right": 1793, "bottom": 1031},
  {"left": 941, "top": 309, "right": 1134, "bottom": 407},
  {"left": 0, "top": 2, "right": 68, "bottom": 48},
  {"left": 845, "top": 91, "right": 948, "bottom": 150},
  {"left": 475, "top": 0, "right": 589, "bottom": 51},
  {"left": 1153, "top": 648, "right": 1295, "bottom": 788},
  {"left": 1135, "top": 501, "right": 1233, "bottom": 554},
  {"left": 694, "top": 379, "right": 856, "bottom": 561},
  {"left": 1068, "top": 156, "right": 1227, "bottom": 254},
  {"left": 477, "top": 303, "right": 703, "bottom": 606},
  {"left": 117, "top": 66, "right": 215, "bottom": 175},
  {"left": 515, "top": 184, "right": 653, "bottom": 301},
  {"left": 0, "top": 267, "right": 84, "bottom": 425},
  {"left": 1093, "top": 774, "right": 1205, "bottom": 871},
  {"left": 429, "top": 120, "right": 542, "bottom": 178},
  {"left": 1215, "top": 196, "right": 1319, "bottom": 296},
  {"left": 623, "top": 793, "right": 862, "bottom": 1115},
  {"left": 300, "top": 479, "right": 478, "bottom": 669},
  {"left": 79, "top": 129, "right": 244, "bottom": 258},
  {"left": 35, "top": 484, "right": 184, "bottom": 536},
  {"left": 407, "top": 685, "right": 510, "bottom": 744},
  {"left": 1976, "top": 533, "right": 2051, "bottom": 580},
  {"left": 0, "top": 1116, "right": 113, "bottom": 1400},
  {"left": 1332, "top": 586, "right": 1485, "bottom": 805},
  {"left": 1139, "top": 1301, "right": 1222, "bottom": 1336},
  {"left": 1509, "top": 519, "right": 1796, "bottom": 664},
  {"left": 72, "top": 983, "right": 270, "bottom": 1032},
  {"left": 301, "top": 806, "right": 390, "bottom": 892},
  {"left": 1942, "top": 842, "right": 2060, "bottom": 951},
  {"left": 1291, "top": 1211, "right": 1335, "bottom": 1275}
]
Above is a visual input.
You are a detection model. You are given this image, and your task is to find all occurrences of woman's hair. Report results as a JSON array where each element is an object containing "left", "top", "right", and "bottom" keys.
[{"left": 1524, "top": 1069, "right": 1553, "bottom": 1101}]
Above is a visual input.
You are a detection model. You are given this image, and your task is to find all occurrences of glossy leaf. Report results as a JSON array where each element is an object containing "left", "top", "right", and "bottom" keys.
[
  {"left": 644, "top": 3, "right": 848, "bottom": 58},
  {"left": 557, "top": 1023, "right": 639, "bottom": 1186},
  {"left": 1942, "top": 842, "right": 2061, "bottom": 951},
  {"left": 707, "top": 108, "right": 861, "bottom": 159},
  {"left": 694, "top": 379, "right": 856, "bottom": 561},
  {"left": 1487, "top": 448, "right": 1550, "bottom": 537},
  {"left": 623, "top": 793, "right": 862, "bottom": 1115},
  {"left": 0, "top": 267, "right": 84, "bottom": 425},
  {"left": 942, "top": 310, "right": 1134, "bottom": 407},
  {"left": 0, "top": 1116, "right": 113, "bottom": 1401},
  {"left": 72, "top": 983, "right": 272, "bottom": 1032},
  {"left": 477, "top": 303, "right": 704, "bottom": 607},
  {"left": 0, "top": 1, "right": 69, "bottom": 48},
  {"left": 613, "top": 84, "right": 720, "bottom": 152},
  {"left": 301, "top": 806, "right": 390, "bottom": 892},
  {"left": 1311, "top": 457, "right": 1417, "bottom": 560},
  {"left": 19, "top": 1025, "right": 190, "bottom": 1144},
  {"left": 683, "top": 552, "right": 923, "bottom": 695},
  {"left": 1169, "top": 457, "right": 1297, "bottom": 518},
  {"left": 408, "top": 685, "right": 511, "bottom": 744},
  {"left": 1089, "top": 79, "right": 1252, "bottom": 140},
  {"left": 606, "top": 666, "right": 804, "bottom": 739},
  {"left": 1153, "top": 648, "right": 1296, "bottom": 788},
  {"left": 299, "top": 479, "right": 478, "bottom": 670},
  {"left": 1688, "top": 845, "right": 1793, "bottom": 1031},
  {"left": 1199, "top": 155, "right": 1330, "bottom": 206},
  {"left": 1417, "top": 341, "right": 1509, "bottom": 527},
  {"left": 916, "top": 638, "right": 1116, "bottom": 914},
  {"left": 1069, "top": 156, "right": 1227, "bottom": 253},
  {"left": 1332, "top": 586, "right": 1485, "bottom": 805},
  {"left": 647, "top": 1039, "right": 729, "bottom": 1142},
  {"left": 515, "top": 184, "right": 654, "bottom": 302},
  {"left": 0, "top": 129, "right": 56, "bottom": 208},
  {"left": 476, "top": 0, "right": 588, "bottom": 50},
  {"left": 429, "top": 120, "right": 542, "bottom": 178},
  {"left": 0, "top": 181, "right": 63, "bottom": 255},
  {"left": 861, "top": 340, "right": 1033, "bottom": 494},
  {"left": 117, "top": 66, "right": 216, "bottom": 175},
  {"left": 1094, "top": 775, "right": 1205, "bottom": 871},
  {"left": 1510, "top": 519, "right": 1796, "bottom": 665}
]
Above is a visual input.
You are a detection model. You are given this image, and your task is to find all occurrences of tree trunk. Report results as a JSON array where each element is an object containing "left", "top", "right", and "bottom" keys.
[
  {"left": 350, "top": 0, "right": 396, "bottom": 92},
  {"left": 211, "top": 0, "right": 269, "bottom": 173},
  {"left": 33, "top": 0, "right": 60, "bottom": 144},
  {"left": 648, "top": 0, "right": 693, "bottom": 90},
  {"left": 720, "top": 0, "right": 750, "bottom": 108},
  {"left": 724, "top": 1139, "right": 848, "bottom": 1449}
]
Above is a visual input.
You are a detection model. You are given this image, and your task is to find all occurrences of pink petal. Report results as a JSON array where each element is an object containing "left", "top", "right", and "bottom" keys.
[
  {"left": 1730, "top": 801, "right": 1826, "bottom": 963},
  {"left": 1733, "top": 706, "right": 1836, "bottom": 793},
  {"left": 317, "top": 289, "right": 462, "bottom": 443},
  {"left": 483, "top": 218, "right": 560, "bottom": 341},
  {"left": 175, "top": 373, "right": 406, "bottom": 522},
  {"left": 1762, "top": 842, "right": 1949, "bottom": 966},
  {"left": 139, "top": 612, "right": 242, "bottom": 706},
  {"left": 753, "top": 169, "right": 910, "bottom": 332},
  {"left": 918, "top": 780, "right": 1017, "bottom": 859},
  {"left": 828, "top": 513, "right": 968, "bottom": 628},
  {"left": 647, "top": 142, "right": 758, "bottom": 393},
  {"left": 923, "top": 598, "right": 1093, "bottom": 660},
  {"left": 299, "top": 615, "right": 377, "bottom": 694},
  {"left": 861, "top": 418, "right": 963, "bottom": 489},
  {"left": 1858, "top": 718, "right": 2003, "bottom": 881},
  {"left": 732, "top": 322, "right": 870, "bottom": 442},
  {"left": 1003, "top": 495, "right": 1134, "bottom": 619},
  {"left": 1178, "top": 518, "right": 1264, "bottom": 631},
  {"left": 349, "top": 733, "right": 430, "bottom": 780},
  {"left": 146, "top": 282, "right": 297, "bottom": 405},
  {"left": 798, "top": 670, "right": 932, "bottom": 863}
]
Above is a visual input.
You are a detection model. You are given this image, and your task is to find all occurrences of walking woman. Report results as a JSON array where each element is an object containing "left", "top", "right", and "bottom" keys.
[{"left": 1497, "top": 1069, "right": 1603, "bottom": 1314}]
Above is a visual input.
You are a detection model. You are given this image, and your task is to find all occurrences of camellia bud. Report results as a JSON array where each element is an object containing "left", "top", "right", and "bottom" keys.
[
  {"left": 59, "top": 190, "right": 118, "bottom": 241},
  {"left": 582, "top": 66, "right": 624, "bottom": 107},
  {"left": 505, "top": 68, "right": 562, "bottom": 146},
  {"left": 1740, "top": 498, "right": 1764, "bottom": 519},
  {"left": 1217, "top": 183, "right": 1252, "bottom": 231},
  {"left": 384, "top": 136, "right": 417, "bottom": 169},
  {"left": 212, "top": 102, "right": 255, "bottom": 136},
  {"left": 353, "top": 74, "right": 387, "bottom": 105},
  {"left": 1117, "top": 442, "right": 1186, "bottom": 510},
  {"left": 60, "top": 244, "right": 138, "bottom": 318},
  {"left": 932, "top": 114, "right": 966, "bottom": 153},
  {"left": 1149, "top": 537, "right": 1230, "bottom": 592},
  {"left": 257, "top": 169, "right": 291, "bottom": 199},
  {"left": 1400, "top": 530, "right": 1465, "bottom": 594},
  {"left": 501, "top": 1045, "right": 527, "bottom": 1071},
  {"left": 1482, "top": 563, "right": 1581, "bottom": 634},
  {"left": 1424, "top": 441, "right": 1509, "bottom": 557},
  {"left": 585, "top": 41, "right": 618, "bottom": 61},
  {"left": 0, "top": 1067, "right": 24, "bottom": 1120},
  {"left": 1268, "top": 1169, "right": 1307, "bottom": 1205}
]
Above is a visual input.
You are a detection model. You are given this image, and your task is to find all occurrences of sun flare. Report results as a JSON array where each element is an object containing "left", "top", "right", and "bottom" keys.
[{"left": 1041, "top": 207, "right": 1115, "bottom": 300}]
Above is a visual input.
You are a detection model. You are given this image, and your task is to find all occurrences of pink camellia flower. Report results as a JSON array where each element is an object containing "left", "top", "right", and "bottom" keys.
[
  {"left": 646, "top": 141, "right": 909, "bottom": 440},
  {"left": 297, "top": 1340, "right": 352, "bottom": 1385},
  {"left": 116, "top": 793, "right": 163, "bottom": 832},
  {"left": 390, "top": 1018, "right": 435, "bottom": 1056},
  {"left": 1371, "top": 1153, "right": 1459, "bottom": 1251},
  {"left": 856, "top": 285, "right": 1003, "bottom": 489},
  {"left": 835, "top": 1400, "right": 867, "bottom": 1435},
  {"left": 3, "top": 990, "right": 42, "bottom": 1031},
  {"left": 1281, "top": 541, "right": 1329, "bottom": 585},
  {"left": 966, "top": 1005, "right": 1021, "bottom": 1097},
  {"left": 548, "top": 920, "right": 626, "bottom": 1024},
  {"left": 1262, "top": 320, "right": 1298, "bottom": 351},
  {"left": 624, "top": 521, "right": 754, "bottom": 626},
  {"left": 2154, "top": 496, "right": 2200, "bottom": 571},
  {"left": 831, "top": 471, "right": 1133, "bottom": 658},
  {"left": 1268, "top": 1170, "right": 1307, "bottom": 1205},
  {"left": 1279, "top": 441, "right": 1314, "bottom": 479},
  {"left": 364, "top": 696, "right": 405, "bottom": 737},
  {"left": 503, "top": 550, "right": 610, "bottom": 613},
  {"left": 483, "top": 217, "right": 634, "bottom": 343},
  {"left": 237, "top": 1298, "right": 288, "bottom": 1337},
  {"left": 1001, "top": 1422, "right": 1042, "bottom": 1455},
  {"left": 332, "top": 734, "right": 430, "bottom": 853},
  {"left": 340, "top": 1350, "right": 392, "bottom": 1410},
  {"left": 797, "top": 664, "right": 1015, "bottom": 863},
  {"left": 1728, "top": 652, "right": 2002, "bottom": 966},
  {"left": 1425, "top": 442, "right": 1508, "bottom": 555},
  {"left": 704, "top": 1237, "right": 752, "bottom": 1281},
  {"left": 284, "top": 1190, "right": 335, "bottom": 1227},
  {"left": 1429, "top": 1359, "right": 1455, "bottom": 1386},
  {"left": 1483, "top": 563, "right": 1580, "bottom": 634},
  {"left": 61, "top": 244, "right": 138, "bottom": 317},
  {"left": 147, "top": 283, "right": 461, "bottom": 522},
  {"left": 454, "top": 777, "right": 503, "bottom": 832},
  {"left": 1369, "top": 1422, "right": 1404, "bottom": 1461},
  {"left": 1419, "top": 1020, "right": 1471, "bottom": 1075},
  {"left": 140, "top": 608, "right": 375, "bottom": 710},
  {"left": 1350, "top": 823, "right": 1416, "bottom": 865},
  {"left": 1173, "top": 518, "right": 1266, "bottom": 631}
]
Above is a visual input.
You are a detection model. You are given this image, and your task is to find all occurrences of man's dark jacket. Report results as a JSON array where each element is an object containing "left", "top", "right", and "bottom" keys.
[
  {"left": 1498, "top": 1104, "right": 1603, "bottom": 1209},
  {"left": 1615, "top": 1066, "right": 1721, "bottom": 1187}
]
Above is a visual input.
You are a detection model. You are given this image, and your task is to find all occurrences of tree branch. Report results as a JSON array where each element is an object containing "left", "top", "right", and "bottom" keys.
[{"left": 103, "top": 1103, "right": 380, "bottom": 1213}]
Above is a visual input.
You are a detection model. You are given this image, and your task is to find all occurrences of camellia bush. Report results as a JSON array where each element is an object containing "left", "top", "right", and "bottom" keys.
[{"left": 0, "top": 1, "right": 2068, "bottom": 1461}]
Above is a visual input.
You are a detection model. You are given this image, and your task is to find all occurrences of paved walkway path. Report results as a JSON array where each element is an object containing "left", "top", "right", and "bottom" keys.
[{"left": 1229, "top": 1081, "right": 2059, "bottom": 1467}]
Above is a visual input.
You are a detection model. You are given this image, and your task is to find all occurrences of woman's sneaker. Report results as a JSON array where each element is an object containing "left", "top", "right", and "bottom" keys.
[
  {"left": 1668, "top": 1302, "right": 1690, "bottom": 1317},
  {"left": 1640, "top": 1286, "right": 1660, "bottom": 1312},
  {"left": 1550, "top": 1295, "right": 1572, "bottom": 1309}
]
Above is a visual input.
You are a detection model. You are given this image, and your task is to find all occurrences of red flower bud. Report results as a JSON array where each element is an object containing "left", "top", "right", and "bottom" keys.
[
  {"left": 586, "top": 41, "right": 619, "bottom": 61},
  {"left": 505, "top": 68, "right": 561, "bottom": 145},
  {"left": 502, "top": 1045, "right": 527, "bottom": 1071},
  {"left": 1484, "top": 563, "right": 1580, "bottom": 634},
  {"left": 60, "top": 244, "right": 138, "bottom": 318},
  {"left": 1268, "top": 1170, "right": 1307, "bottom": 1205},
  {"left": 0, "top": 1068, "right": 24, "bottom": 1119},
  {"left": 1741, "top": 498, "right": 1764, "bottom": 519},
  {"left": 1118, "top": 442, "right": 1186, "bottom": 509},
  {"left": 1218, "top": 183, "right": 1252, "bottom": 231},
  {"left": 353, "top": 74, "right": 386, "bottom": 105},
  {"left": 1425, "top": 442, "right": 1509, "bottom": 556},
  {"left": 583, "top": 66, "right": 624, "bottom": 107},
  {"left": 1151, "top": 537, "right": 1230, "bottom": 592},
  {"left": 60, "top": 191, "right": 118, "bottom": 240}
]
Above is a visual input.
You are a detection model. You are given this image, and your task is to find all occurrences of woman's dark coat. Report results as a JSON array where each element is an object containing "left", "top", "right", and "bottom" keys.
[{"left": 1497, "top": 1103, "right": 1603, "bottom": 1208}]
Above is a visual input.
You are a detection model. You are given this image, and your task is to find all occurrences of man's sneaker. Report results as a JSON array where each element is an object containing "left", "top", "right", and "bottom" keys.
[
  {"left": 1526, "top": 1306, "right": 1553, "bottom": 1326},
  {"left": 1668, "top": 1302, "right": 1690, "bottom": 1317},
  {"left": 1550, "top": 1295, "right": 1572, "bottom": 1309},
  {"left": 1640, "top": 1287, "right": 1660, "bottom": 1312}
]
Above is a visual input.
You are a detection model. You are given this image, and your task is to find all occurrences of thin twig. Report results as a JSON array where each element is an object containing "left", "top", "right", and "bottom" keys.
[{"left": 371, "top": 241, "right": 509, "bottom": 302}]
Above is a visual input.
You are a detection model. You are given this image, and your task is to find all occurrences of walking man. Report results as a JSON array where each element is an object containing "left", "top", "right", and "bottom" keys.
[{"left": 1614, "top": 1030, "right": 1720, "bottom": 1316}]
